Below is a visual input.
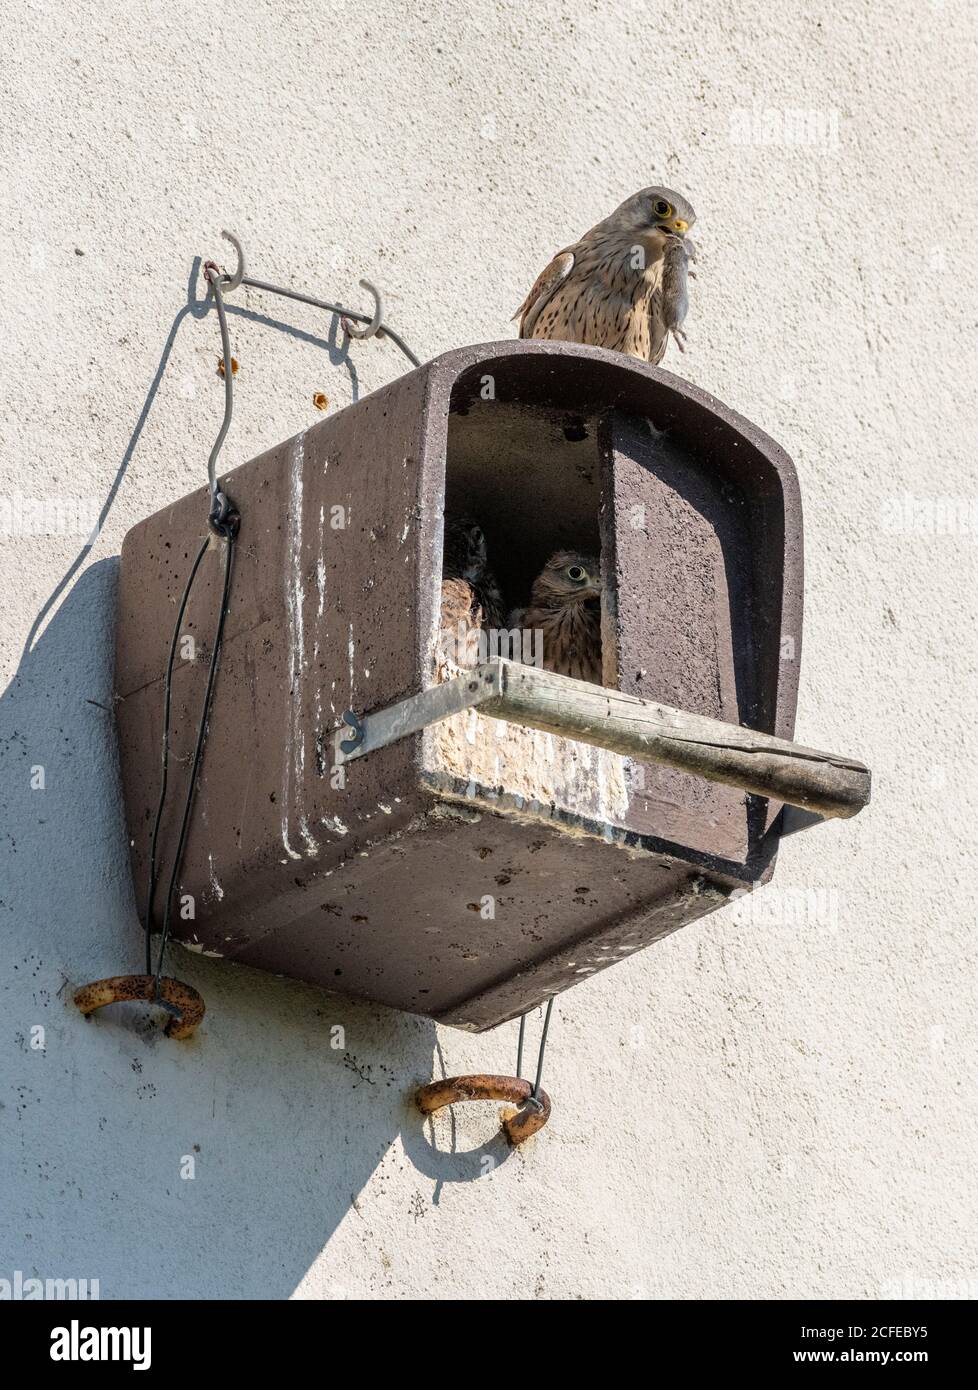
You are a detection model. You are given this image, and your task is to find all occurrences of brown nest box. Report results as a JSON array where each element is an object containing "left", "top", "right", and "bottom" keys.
[{"left": 114, "top": 341, "right": 868, "bottom": 1032}]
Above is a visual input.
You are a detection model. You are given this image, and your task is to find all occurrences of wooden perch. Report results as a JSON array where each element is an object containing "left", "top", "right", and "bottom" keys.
[{"left": 339, "top": 658, "right": 871, "bottom": 820}]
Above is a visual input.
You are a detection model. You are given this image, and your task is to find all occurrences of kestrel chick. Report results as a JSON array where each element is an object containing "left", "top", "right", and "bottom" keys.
[
  {"left": 509, "top": 551, "right": 603, "bottom": 684},
  {"left": 442, "top": 516, "right": 505, "bottom": 628},
  {"left": 439, "top": 576, "right": 484, "bottom": 667},
  {"left": 439, "top": 516, "right": 505, "bottom": 667},
  {"left": 514, "top": 186, "right": 697, "bottom": 364}
]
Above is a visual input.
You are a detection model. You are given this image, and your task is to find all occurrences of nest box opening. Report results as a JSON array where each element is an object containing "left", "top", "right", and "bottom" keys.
[
  {"left": 429, "top": 347, "right": 804, "bottom": 867},
  {"left": 444, "top": 388, "right": 603, "bottom": 633}
]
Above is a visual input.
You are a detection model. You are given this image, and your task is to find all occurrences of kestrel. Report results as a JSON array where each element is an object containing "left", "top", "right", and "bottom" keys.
[
  {"left": 439, "top": 576, "right": 484, "bottom": 667},
  {"left": 509, "top": 551, "right": 603, "bottom": 685},
  {"left": 440, "top": 516, "right": 506, "bottom": 667},
  {"left": 514, "top": 186, "right": 697, "bottom": 364}
]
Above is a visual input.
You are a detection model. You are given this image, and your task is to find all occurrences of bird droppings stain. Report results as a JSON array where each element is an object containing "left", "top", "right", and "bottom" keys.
[
  {"left": 207, "top": 854, "right": 224, "bottom": 902},
  {"left": 281, "top": 432, "right": 319, "bottom": 861}
]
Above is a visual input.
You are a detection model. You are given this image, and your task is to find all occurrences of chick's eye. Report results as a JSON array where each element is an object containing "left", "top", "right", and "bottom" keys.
[
  {"left": 567, "top": 565, "right": 586, "bottom": 582},
  {"left": 653, "top": 199, "right": 672, "bottom": 218}
]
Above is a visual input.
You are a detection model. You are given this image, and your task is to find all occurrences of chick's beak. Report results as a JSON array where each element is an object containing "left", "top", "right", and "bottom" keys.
[{"left": 669, "top": 218, "right": 689, "bottom": 236}]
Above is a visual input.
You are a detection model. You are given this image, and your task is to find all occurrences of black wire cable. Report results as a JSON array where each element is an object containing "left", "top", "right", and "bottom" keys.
[
  {"left": 145, "top": 259, "right": 240, "bottom": 996},
  {"left": 145, "top": 536, "right": 210, "bottom": 973},
  {"left": 151, "top": 528, "right": 236, "bottom": 987}
]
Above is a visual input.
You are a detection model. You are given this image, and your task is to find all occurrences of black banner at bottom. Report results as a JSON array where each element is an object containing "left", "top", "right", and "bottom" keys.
[{"left": 1, "top": 1298, "right": 970, "bottom": 1372}]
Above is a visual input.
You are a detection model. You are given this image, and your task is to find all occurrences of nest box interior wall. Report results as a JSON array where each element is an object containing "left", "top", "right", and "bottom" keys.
[{"left": 444, "top": 396, "right": 603, "bottom": 605}]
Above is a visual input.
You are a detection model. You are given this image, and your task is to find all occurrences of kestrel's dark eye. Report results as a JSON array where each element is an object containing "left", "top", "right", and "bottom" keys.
[
  {"left": 653, "top": 199, "right": 672, "bottom": 218},
  {"left": 567, "top": 565, "right": 586, "bottom": 582}
]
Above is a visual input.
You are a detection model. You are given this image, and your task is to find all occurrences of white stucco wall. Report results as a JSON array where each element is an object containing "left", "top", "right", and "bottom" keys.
[{"left": 2, "top": 0, "right": 976, "bottom": 1300}]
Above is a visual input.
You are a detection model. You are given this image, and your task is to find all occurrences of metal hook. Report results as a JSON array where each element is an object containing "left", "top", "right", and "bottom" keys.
[
  {"left": 219, "top": 229, "right": 245, "bottom": 292},
  {"left": 204, "top": 230, "right": 245, "bottom": 295},
  {"left": 342, "top": 279, "right": 384, "bottom": 340}
]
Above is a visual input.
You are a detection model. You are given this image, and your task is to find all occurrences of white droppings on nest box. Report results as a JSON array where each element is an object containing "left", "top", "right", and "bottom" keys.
[
  {"left": 316, "top": 506, "right": 327, "bottom": 619},
  {"left": 177, "top": 940, "right": 223, "bottom": 959},
  {"left": 281, "top": 432, "right": 319, "bottom": 861},
  {"left": 207, "top": 854, "right": 224, "bottom": 902},
  {"left": 312, "top": 507, "right": 327, "bottom": 759}
]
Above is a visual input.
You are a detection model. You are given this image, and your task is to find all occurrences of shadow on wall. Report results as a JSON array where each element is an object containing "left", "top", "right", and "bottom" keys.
[{"left": 0, "top": 277, "right": 508, "bottom": 1302}]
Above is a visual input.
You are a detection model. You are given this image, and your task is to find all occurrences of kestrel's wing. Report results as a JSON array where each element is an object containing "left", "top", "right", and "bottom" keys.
[
  {"left": 513, "top": 249, "right": 576, "bottom": 338},
  {"left": 475, "top": 570, "right": 506, "bottom": 630}
]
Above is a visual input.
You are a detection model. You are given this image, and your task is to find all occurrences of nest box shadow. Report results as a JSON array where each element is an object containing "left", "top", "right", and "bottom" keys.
[{"left": 111, "top": 340, "right": 867, "bottom": 1036}]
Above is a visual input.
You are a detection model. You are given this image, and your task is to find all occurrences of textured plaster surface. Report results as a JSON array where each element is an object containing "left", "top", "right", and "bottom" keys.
[{"left": 1, "top": 1, "right": 976, "bottom": 1299}]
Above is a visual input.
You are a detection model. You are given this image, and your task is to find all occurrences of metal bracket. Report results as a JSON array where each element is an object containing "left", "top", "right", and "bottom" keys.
[
  {"left": 338, "top": 708, "right": 365, "bottom": 755},
  {"left": 335, "top": 658, "right": 871, "bottom": 821},
  {"left": 777, "top": 804, "right": 828, "bottom": 836}
]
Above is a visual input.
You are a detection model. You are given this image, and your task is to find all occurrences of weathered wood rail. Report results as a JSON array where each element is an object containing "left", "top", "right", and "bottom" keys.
[{"left": 339, "top": 658, "right": 871, "bottom": 821}]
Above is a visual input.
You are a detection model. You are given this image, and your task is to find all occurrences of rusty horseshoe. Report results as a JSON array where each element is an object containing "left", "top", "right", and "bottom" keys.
[
  {"left": 74, "top": 975, "right": 205, "bottom": 1040},
  {"left": 416, "top": 1073, "right": 551, "bottom": 1145}
]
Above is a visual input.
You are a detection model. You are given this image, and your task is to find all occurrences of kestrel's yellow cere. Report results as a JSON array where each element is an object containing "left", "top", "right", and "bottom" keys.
[{"left": 514, "top": 186, "right": 697, "bottom": 364}]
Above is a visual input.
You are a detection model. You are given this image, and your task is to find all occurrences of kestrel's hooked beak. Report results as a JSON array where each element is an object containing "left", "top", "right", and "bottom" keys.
[{"left": 668, "top": 218, "right": 689, "bottom": 236}]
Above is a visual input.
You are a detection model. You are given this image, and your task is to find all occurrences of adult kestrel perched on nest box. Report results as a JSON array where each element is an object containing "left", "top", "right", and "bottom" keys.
[
  {"left": 514, "top": 186, "right": 697, "bottom": 364},
  {"left": 509, "top": 551, "right": 603, "bottom": 684}
]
